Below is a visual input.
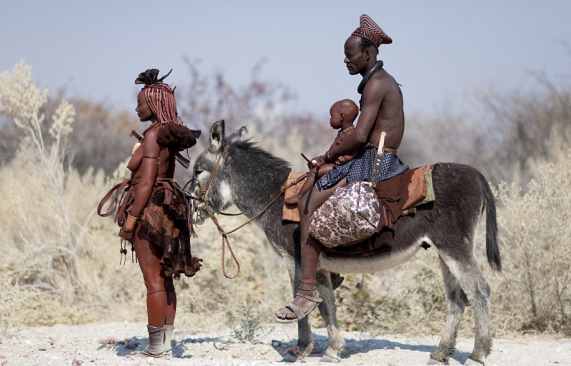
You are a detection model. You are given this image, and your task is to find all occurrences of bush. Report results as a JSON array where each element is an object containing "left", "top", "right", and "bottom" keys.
[
  {"left": 0, "top": 61, "right": 132, "bottom": 326},
  {"left": 490, "top": 138, "right": 571, "bottom": 335}
]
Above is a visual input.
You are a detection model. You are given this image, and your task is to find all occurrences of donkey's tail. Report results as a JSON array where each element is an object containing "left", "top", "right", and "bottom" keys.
[{"left": 480, "top": 173, "right": 501, "bottom": 272}]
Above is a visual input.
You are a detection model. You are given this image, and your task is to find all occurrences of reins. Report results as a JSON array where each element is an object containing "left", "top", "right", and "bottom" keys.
[{"left": 192, "top": 144, "right": 306, "bottom": 279}]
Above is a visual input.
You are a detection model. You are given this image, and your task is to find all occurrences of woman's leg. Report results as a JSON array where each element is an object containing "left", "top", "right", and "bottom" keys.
[
  {"left": 165, "top": 281, "right": 176, "bottom": 325},
  {"left": 133, "top": 227, "right": 170, "bottom": 327},
  {"left": 164, "top": 282, "right": 176, "bottom": 352}
]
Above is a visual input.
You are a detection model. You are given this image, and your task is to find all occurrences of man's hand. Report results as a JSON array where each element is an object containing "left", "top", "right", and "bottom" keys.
[{"left": 308, "top": 155, "right": 325, "bottom": 170}]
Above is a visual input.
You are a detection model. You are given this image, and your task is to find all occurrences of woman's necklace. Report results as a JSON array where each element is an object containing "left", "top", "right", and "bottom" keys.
[{"left": 142, "top": 121, "right": 159, "bottom": 136}]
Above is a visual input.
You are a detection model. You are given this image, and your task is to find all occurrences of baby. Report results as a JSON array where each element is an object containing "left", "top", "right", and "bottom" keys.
[{"left": 285, "top": 99, "right": 359, "bottom": 206}]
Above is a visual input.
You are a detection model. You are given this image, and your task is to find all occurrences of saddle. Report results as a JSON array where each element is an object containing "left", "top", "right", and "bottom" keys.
[{"left": 282, "top": 164, "right": 435, "bottom": 257}]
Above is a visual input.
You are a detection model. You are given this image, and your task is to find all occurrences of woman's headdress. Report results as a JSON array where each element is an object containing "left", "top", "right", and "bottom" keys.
[{"left": 135, "top": 68, "right": 182, "bottom": 126}]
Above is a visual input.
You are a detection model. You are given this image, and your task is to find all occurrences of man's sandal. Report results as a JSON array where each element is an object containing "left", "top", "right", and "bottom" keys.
[{"left": 276, "top": 292, "right": 323, "bottom": 324}]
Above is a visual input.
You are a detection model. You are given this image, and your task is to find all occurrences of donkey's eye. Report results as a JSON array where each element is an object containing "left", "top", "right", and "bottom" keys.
[{"left": 194, "top": 170, "right": 203, "bottom": 177}]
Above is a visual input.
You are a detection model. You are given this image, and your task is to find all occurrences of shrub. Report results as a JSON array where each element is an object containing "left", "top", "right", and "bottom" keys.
[{"left": 490, "top": 139, "right": 571, "bottom": 335}]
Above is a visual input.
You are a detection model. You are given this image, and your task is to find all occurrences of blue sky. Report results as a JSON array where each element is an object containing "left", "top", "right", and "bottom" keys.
[{"left": 1, "top": 1, "right": 570, "bottom": 120}]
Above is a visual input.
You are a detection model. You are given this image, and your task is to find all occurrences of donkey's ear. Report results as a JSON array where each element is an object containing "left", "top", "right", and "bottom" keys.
[
  {"left": 209, "top": 120, "right": 225, "bottom": 151},
  {"left": 226, "top": 126, "right": 248, "bottom": 144}
]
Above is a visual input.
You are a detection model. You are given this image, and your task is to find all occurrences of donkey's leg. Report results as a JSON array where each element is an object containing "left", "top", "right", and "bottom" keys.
[
  {"left": 316, "top": 269, "right": 344, "bottom": 363},
  {"left": 429, "top": 257, "right": 468, "bottom": 365},
  {"left": 280, "top": 251, "right": 313, "bottom": 362},
  {"left": 440, "top": 253, "right": 492, "bottom": 365}
]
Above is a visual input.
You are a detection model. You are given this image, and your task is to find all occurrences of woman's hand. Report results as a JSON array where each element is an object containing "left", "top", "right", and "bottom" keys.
[
  {"left": 336, "top": 156, "right": 346, "bottom": 165},
  {"left": 119, "top": 227, "right": 135, "bottom": 241},
  {"left": 119, "top": 212, "right": 139, "bottom": 241}
]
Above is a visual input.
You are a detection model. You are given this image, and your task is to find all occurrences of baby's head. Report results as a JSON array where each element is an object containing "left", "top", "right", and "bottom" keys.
[{"left": 329, "top": 99, "right": 359, "bottom": 130}]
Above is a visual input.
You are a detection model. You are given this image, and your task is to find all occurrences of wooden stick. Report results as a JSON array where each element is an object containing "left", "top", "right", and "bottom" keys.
[
  {"left": 370, "top": 132, "right": 387, "bottom": 183},
  {"left": 378, "top": 131, "right": 386, "bottom": 152}
]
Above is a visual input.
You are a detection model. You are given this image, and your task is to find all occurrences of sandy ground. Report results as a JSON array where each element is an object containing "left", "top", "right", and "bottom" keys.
[{"left": 0, "top": 322, "right": 569, "bottom": 366}]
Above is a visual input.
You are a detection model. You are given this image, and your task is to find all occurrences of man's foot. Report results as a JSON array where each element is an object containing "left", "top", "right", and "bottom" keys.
[
  {"left": 285, "top": 194, "right": 302, "bottom": 205},
  {"left": 275, "top": 288, "right": 322, "bottom": 324}
]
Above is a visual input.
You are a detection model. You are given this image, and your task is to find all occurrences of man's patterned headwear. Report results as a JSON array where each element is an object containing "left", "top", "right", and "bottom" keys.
[{"left": 351, "top": 14, "right": 392, "bottom": 47}]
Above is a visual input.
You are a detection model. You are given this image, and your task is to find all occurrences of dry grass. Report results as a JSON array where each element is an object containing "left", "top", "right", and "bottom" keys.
[{"left": 489, "top": 137, "right": 571, "bottom": 336}]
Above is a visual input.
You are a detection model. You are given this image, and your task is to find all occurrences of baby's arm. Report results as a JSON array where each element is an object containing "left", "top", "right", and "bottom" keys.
[{"left": 336, "top": 154, "right": 355, "bottom": 165}]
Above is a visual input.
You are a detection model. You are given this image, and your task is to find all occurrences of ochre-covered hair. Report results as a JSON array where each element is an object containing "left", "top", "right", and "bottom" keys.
[
  {"left": 135, "top": 69, "right": 201, "bottom": 151},
  {"left": 135, "top": 69, "right": 183, "bottom": 127}
]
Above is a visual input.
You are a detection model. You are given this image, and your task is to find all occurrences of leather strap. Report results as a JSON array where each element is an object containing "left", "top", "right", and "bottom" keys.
[
  {"left": 366, "top": 143, "right": 398, "bottom": 154},
  {"left": 97, "top": 178, "right": 131, "bottom": 218}
]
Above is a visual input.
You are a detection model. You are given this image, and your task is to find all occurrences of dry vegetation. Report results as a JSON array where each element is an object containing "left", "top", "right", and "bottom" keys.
[{"left": 1, "top": 60, "right": 570, "bottom": 340}]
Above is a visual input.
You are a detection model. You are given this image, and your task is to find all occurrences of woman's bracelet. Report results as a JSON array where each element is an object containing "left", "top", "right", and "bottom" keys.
[
  {"left": 324, "top": 150, "right": 333, "bottom": 163},
  {"left": 123, "top": 213, "right": 140, "bottom": 231}
]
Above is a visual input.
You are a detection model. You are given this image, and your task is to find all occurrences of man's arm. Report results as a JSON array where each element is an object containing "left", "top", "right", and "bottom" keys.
[{"left": 326, "top": 77, "right": 387, "bottom": 162}]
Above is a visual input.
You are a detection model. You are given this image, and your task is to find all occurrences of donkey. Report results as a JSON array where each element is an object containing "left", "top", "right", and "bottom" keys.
[{"left": 190, "top": 120, "right": 501, "bottom": 365}]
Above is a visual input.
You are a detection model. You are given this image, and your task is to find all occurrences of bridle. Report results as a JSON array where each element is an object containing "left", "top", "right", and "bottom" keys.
[
  {"left": 187, "top": 144, "right": 306, "bottom": 279},
  {"left": 192, "top": 144, "right": 229, "bottom": 218}
]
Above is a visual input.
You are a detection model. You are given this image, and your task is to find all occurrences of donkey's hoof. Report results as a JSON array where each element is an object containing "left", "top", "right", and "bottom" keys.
[
  {"left": 464, "top": 357, "right": 484, "bottom": 365},
  {"left": 320, "top": 349, "right": 341, "bottom": 363},
  {"left": 427, "top": 356, "right": 447, "bottom": 365},
  {"left": 283, "top": 353, "right": 304, "bottom": 363},
  {"left": 282, "top": 345, "right": 309, "bottom": 363}
]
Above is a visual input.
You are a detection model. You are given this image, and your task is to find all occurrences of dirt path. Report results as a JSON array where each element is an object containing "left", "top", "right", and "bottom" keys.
[{"left": 1, "top": 322, "right": 569, "bottom": 365}]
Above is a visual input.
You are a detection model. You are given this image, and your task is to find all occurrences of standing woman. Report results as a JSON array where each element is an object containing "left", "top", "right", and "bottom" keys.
[{"left": 98, "top": 69, "right": 202, "bottom": 358}]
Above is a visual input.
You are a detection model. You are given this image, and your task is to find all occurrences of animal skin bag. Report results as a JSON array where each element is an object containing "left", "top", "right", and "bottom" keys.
[{"left": 309, "top": 132, "right": 386, "bottom": 248}]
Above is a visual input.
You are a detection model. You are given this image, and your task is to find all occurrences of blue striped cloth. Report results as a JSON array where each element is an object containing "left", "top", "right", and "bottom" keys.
[{"left": 316, "top": 147, "right": 408, "bottom": 191}]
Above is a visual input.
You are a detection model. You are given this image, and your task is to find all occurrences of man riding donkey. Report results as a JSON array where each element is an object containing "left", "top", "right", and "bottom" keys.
[{"left": 276, "top": 14, "right": 409, "bottom": 323}]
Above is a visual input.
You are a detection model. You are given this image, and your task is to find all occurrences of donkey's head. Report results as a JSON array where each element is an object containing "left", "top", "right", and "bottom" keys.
[{"left": 190, "top": 120, "right": 247, "bottom": 224}]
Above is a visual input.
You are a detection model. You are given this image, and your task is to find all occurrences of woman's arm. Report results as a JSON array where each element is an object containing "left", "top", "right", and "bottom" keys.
[
  {"left": 129, "top": 128, "right": 160, "bottom": 217},
  {"left": 119, "top": 128, "right": 160, "bottom": 240}
]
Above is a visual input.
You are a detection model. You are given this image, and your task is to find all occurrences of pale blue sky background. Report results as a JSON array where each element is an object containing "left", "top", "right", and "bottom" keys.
[{"left": 1, "top": 1, "right": 570, "bottom": 119}]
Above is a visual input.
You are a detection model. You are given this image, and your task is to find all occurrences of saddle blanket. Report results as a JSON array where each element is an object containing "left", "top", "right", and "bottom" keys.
[
  {"left": 282, "top": 172, "right": 307, "bottom": 222},
  {"left": 282, "top": 165, "right": 435, "bottom": 227}
]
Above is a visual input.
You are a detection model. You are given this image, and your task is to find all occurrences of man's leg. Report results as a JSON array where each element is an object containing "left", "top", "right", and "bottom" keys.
[{"left": 276, "top": 178, "right": 347, "bottom": 322}]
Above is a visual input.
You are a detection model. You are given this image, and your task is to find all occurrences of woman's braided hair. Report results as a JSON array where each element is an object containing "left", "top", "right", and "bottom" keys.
[
  {"left": 135, "top": 69, "right": 183, "bottom": 127},
  {"left": 135, "top": 69, "right": 200, "bottom": 150}
]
